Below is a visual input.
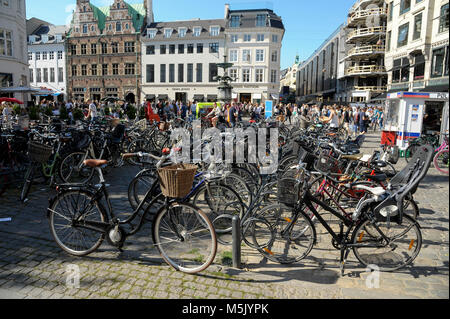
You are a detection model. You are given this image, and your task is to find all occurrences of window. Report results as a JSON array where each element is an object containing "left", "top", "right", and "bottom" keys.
[
  {"left": 187, "top": 44, "right": 194, "bottom": 54},
  {"left": 146, "top": 64, "right": 154, "bottom": 83},
  {"left": 49, "top": 68, "right": 55, "bottom": 82},
  {"left": 81, "top": 65, "right": 87, "bottom": 76},
  {"left": 413, "top": 13, "right": 422, "bottom": 40},
  {"left": 271, "top": 50, "right": 278, "bottom": 62},
  {"left": 229, "top": 69, "right": 238, "bottom": 81},
  {"left": 257, "top": 34, "right": 264, "bottom": 42},
  {"left": 392, "top": 58, "right": 410, "bottom": 82},
  {"left": 28, "top": 52, "right": 32, "bottom": 60},
  {"left": 178, "top": 64, "right": 184, "bottom": 82},
  {"left": 35, "top": 52, "right": 40, "bottom": 60},
  {"left": 164, "top": 29, "right": 172, "bottom": 38},
  {"left": 43, "top": 68, "right": 49, "bottom": 82},
  {"left": 256, "top": 14, "right": 266, "bottom": 27},
  {"left": 230, "top": 15, "right": 240, "bottom": 28},
  {"left": 431, "top": 47, "right": 445, "bottom": 77},
  {"left": 271, "top": 70, "right": 277, "bottom": 83},
  {"left": 111, "top": 42, "right": 118, "bottom": 53},
  {"left": 178, "top": 28, "right": 187, "bottom": 38},
  {"left": 255, "top": 69, "right": 264, "bottom": 82},
  {"left": 160, "top": 64, "right": 166, "bottom": 82},
  {"left": 91, "top": 26, "right": 95, "bottom": 32},
  {"left": 169, "top": 64, "right": 175, "bottom": 83},
  {"left": 244, "top": 34, "right": 251, "bottom": 42},
  {"left": 209, "top": 63, "right": 218, "bottom": 82},
  {"left": 160, "top": 45, "right": 166, "bottom": 54},
  {"left": 124, "top": 42, "right": 135, "bottom": 53},
  {"left": 196, "top": 63, "right": 202, "bottom": 82},
  {"left": 81, "top": 44, "right": 86, "bottom": 55},
  {"left": 116, "top": 22, "right": 122, "bottom": 32},
  {"left": 29, "top": 69, "right": 33, "bottom": 82},
  {"left": 386, "top": 31, "right": 391, "bottom": 51},
  {"left": 400, "top": 0, "right": 411, "bottom": 15},
  {"left": 197, "top": 43, "right": 203, "bottom": 53},
  {"left": 193, "top": 27, "right": 201, "bottom": 37},
  {"left": 242, "top": 69, "right": 250, "bottom": 82},
  {"left": 256, "top": 49, "right": 264, "bottom": 62},
  {"left": 148, "top": 29, "right": 157, "bottom": 39},
  {"left": 209, "top": 43, "right": 219, "bottom": 53},
  {"left": 83, "top": 24, "right": 88, "bottom": 34},
  {"left": 91, "top": 64, "right": 97, "bottom": 76},
  {"left": 125, "top": 64, "right": 135, "bottom": 75},
  {"left": 210, "top": 26, "right": 220, "bottom": 36},
  {"left": 37, "top": 68, "right": 42, "bottom": 82},
  {"left": 101, "top": 42, "right": 107, "bottom": 54},
  {"left": 439, "top": 3, "right": 449, "bottom": 33},
  {"left": 102, "top": 64, "right": 108, "bottom": 75},
  {"left": 229, "top": 49, "right": 238, "bottom": 62},
  {"left": 397, "top": 23, "right": 409, "bottom": 47},
  {"left": 70, "top": 44, "right": 76, "bottom": 55},
  {"left": 243, "top": 49, "right": 251, "bottom": 62},
  {"left": 413, "top": 54, "right": 425, "bottom": 80},
  {"left": 169, "top": 44, "right": 175, "bottom": 54},
  {"left": 146, "top": 45, "right": 155, "bottom": 55},
  {"left": 42, "top": 51, "right": 47, "bottom": 60},
  {"left": 272, "top": 34, "right": 278, "bottom": 43},
  {"left": 49, "top": 51, "right": 54, "bottom": 59},
  {"left": 91, "top": 43, "right": 97, "bottom": 54},
  {"left": 112, "top": 63, "right": 119, "bottom": 75},
  {"left": 58, "top": 51, "right": 63, "bottom": 59},
  {"left": 58, "top": 67, "right": 63, "bottom": 82},
  {"left": 187, "top": 64, "right": 193, "bottom": 82},
  {"left": 125, "top": 23, "right": 129, "bottom": 30},
  {"left": 388, "top": 2, "right": 393, "bottom": 22},
  {"left": 230, "top": 34, "right": 238, "bottom": 43}
]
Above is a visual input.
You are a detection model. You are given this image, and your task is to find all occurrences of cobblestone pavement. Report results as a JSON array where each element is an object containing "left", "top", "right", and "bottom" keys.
[{"left": 0, "top": 132, "right": 448, "bottom": 299}]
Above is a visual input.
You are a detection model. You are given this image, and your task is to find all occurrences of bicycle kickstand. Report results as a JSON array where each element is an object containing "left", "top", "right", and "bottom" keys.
[{"left": 339, "top": 247, "right": 351, "bottom": 277}]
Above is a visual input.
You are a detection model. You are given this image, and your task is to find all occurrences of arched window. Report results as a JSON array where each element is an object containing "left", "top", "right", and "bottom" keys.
[
  {"left": 117, "top": 3, "right": 120, "bottom": 9},
  {"left": 116, "top": 22, "right": 122, "bottom": 31},
  {"left": 125, "top": 23, "right": 129, "bottom": 29},
  {"left": 83, "top": 6, "right": 86, "bottom": 12}
]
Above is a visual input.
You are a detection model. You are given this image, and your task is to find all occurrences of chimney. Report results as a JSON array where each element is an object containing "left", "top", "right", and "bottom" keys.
[
  {"left": 225, "top": 3, "right": 230, "bottom": 19},
  {"left": 146, "top": 0, "right": 154, "bottom": 24}
]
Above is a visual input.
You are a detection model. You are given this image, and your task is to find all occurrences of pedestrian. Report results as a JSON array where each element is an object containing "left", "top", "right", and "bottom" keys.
[
  {"left": 285, "top": 104, "right": 292, "bottom": 124},
  {"left": 85, "top": 99, "right": 98, "bottom": 122}
]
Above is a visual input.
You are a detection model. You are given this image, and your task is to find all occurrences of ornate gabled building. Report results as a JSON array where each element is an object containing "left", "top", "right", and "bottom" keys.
[{"left": 66, "top": 0, "right": 146, "bottom": 103}]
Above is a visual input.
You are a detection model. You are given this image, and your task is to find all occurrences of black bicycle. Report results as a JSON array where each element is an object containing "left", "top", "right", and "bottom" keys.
[{"left": 47, "top": 153, "right": 217, "bottom": 274}]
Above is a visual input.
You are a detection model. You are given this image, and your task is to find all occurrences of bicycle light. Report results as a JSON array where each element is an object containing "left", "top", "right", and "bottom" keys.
[{"left": 379, "top": 205, "right": 399, "bottom": 218}]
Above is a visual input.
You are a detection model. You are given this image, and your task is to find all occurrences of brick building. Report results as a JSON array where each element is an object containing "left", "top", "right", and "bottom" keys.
[{"left": 66, "top": 0, "right": 146, "bottom": 104}]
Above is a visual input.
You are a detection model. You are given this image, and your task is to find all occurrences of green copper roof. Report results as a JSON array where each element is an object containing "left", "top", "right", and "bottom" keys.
[
  {"left": 125, "top": 2, "right": 146, "bottom": 32},
  {"left": 89, "top": 3, "right": 109, "bottom": 32}
]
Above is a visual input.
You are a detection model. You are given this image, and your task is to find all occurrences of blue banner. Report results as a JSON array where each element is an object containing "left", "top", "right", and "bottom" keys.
[{"left": 265, "top": 101, "right": 273, "bottom": 119}]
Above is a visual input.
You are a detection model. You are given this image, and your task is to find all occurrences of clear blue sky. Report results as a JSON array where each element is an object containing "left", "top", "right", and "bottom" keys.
[{"left": 26, "top": 0, "right": 356, "bottom": 69}]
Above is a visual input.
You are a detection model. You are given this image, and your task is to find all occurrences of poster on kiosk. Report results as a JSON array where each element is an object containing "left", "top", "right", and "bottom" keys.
[{"left": 383, "top": 92, "right": 449, "bottom": 150}]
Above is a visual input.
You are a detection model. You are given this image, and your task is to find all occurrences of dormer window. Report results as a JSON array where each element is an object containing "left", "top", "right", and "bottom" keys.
[
  {"left": 148, "top": 29, "right": 157, "bottom": 39},
  {"left": 164, "top": 28, "right": 173, "bottom": 38},
  {"left": 193, "top": 27, "right": 201, "bottom": 37},
  {"left": 230, "top": 15, "right": 240, "bottom": 28},
  {"left": 83, "top": 24, "right": 88, "bottom": 33},
  {"left": 210, "top": 26, "right": 220, "bottom": 36},
  {"left": 256, "top": 14, "right": 266, "bottom": 27},
  {"left": 178, "top": 28, "right": 187, "bottom": 38},
  {"left": 117, "top": 2, "right": 120, "bottom": 9}
]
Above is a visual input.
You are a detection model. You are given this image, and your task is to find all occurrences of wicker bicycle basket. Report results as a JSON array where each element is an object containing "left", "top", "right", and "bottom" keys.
[
  {"left": 277, "top": 178, "right": 301, "bottom": 207},
  {"left": 28, "top": 142, "right": 53, "bottom": 164},
  {"left": 157, "top": 164, "right": 198, "bottom": 198}
]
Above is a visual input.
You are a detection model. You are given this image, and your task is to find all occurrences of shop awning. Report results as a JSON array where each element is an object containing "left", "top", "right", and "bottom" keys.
[
  {"left": 145, "top": 94, "right": 156, "bottom": 100},
  {"left": 193, "top": 94, "right": 205, "bottom": 100}
]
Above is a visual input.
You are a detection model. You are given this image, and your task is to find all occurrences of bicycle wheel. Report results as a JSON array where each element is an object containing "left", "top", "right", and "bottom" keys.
[
  {"left": 20, "top": 163, "right": 36, "bottom": 202},
  {"left": 152, "top": 202, "right": 217, "bottom": 274},
  {"left": 405, "top": 144, "right": 419, "bottom": 163},
  {"left": 126, "top": 139, "right": 149, "bottom": 166},
  {"left": 48, "top": 190, "right": 107, "bottom": 256},
  {"left": 253, "top": 204, "right": 316, "bottom": 264},
  {"left": 434, "top": 149, "right": 449, "bottom": 175},
  {"left": 219, "top": 173, "right": 252, "bottom": 208},
  {"left": 128, "top": 171, "right": 159, "bottom": 211},
  {"left": 352, "top": 214, "right": 422, "bottom": 272},
  {"left": 59, "top": 152, "right": 94, "bottom": 184}
]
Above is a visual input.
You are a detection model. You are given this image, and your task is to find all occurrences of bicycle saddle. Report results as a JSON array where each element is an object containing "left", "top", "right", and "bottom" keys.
[
  {"left": 83, "top": 159, "right": 108, "bottom": 168},
  {"left": 353, "top": 185, "right": 387, "bottom": 197}
]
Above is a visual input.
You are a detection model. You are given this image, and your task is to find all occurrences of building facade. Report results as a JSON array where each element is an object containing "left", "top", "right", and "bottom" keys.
[
  {"left": 141, "top": 19, "right": 226, "bottom": 103},
  {"left": 338, "top": 0, "right": 388, "bottom": 103},
  {"left": 280, "top": 55, "right": 299, "bottom": 95},
  {"left": 27, "top": 19, "right": 68, "bottom": 102},
  {"left": 296, "top": 25, "right": 346, "bottom": 103},
  {"left": 224, "top": 7, "right": 285, "bottom": 104},
  {"left": 66, "top": 0, "right": 145, "bottom": 103},
  {"left": 0, "top": 0, "right": 28, "bottom": 101},
  {"left": 385, "top": 0, "right": 449, "bottom": 93}
]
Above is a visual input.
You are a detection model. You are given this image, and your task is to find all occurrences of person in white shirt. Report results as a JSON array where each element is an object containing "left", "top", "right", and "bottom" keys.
[
  {"left": 86, "top": 100, "right": 98, "bottom": 122},
  {"left": 1, "top": 102, "right": 13, "bottom": 122}
]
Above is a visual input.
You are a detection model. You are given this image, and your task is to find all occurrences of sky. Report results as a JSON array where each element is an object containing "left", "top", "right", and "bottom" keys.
[{"left": 25, "top": 0, "right": 356, "bottom": 70}]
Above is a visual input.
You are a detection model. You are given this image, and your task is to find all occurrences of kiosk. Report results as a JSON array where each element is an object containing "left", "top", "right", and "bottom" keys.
[{"left": 382, "top": 92, "right": 449, "bottom": 150}]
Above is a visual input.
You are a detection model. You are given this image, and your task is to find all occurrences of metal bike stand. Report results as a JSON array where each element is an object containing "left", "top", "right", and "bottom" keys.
[{"left": 232, "top": 215, "right": 242, "bottom": 269}]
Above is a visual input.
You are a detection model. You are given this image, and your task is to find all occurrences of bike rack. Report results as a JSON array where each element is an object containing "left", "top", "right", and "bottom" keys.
[{"left": 232, "top": 215, "right": 242, "bottom": 269}]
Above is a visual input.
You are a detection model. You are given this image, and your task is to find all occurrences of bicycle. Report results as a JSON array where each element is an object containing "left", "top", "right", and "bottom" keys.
[
  {"left": 47, "top": 153, "right": 217, "bottom": 274},
  {"left": 433, "top": 135, "right": 449, "bottom": 176}
]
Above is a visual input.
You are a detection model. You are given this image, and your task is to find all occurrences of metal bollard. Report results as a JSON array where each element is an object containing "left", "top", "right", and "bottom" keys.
[{"left": 232, "top": 215, "right": 242, "bottom": 269}]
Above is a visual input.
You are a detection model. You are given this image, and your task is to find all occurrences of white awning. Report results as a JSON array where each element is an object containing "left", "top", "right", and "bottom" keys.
[{"left": 232, "top": 93, "right": 238, "bottom": 99}]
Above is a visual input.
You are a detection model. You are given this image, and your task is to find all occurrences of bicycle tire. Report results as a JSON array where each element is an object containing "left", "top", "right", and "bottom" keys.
[
  {"left": 48, "top": 190, "right": 107, "bottom": 256},
  {"left": 152, "top": 201, "right": 217, "bottom": 274},
  {"left": 59, "top": 151, "right": 95, "bottom": 184},
  {"left": 433, "top": 149, "right": 449, "bottom": 175},
  {"left": 20, "top": 164, "right": 36, "bottom": 202},
  {"left": 352, "top": 214, "right": 422, "bottom": 272},
  {"left": 405, "top": 144, "right": 419, "bottom": 163}
]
